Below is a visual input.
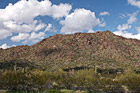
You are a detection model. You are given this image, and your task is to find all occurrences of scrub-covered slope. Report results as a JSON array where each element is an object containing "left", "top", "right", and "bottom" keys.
[{"left": 0, "top": 30, "right": 140, "bottom": 70}]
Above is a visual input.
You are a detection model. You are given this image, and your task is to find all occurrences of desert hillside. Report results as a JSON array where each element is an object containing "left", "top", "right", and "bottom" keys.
[{"left": 0, "top": 30, "right": 140, "bottom": 71}]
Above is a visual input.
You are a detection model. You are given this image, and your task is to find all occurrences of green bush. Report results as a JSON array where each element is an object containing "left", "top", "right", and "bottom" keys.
[
  {"left": 117, "top": 71, "right": 140, "bottom": 93},
  {"left": 0, "top": 68, "right": 140, "bottom": 92}
]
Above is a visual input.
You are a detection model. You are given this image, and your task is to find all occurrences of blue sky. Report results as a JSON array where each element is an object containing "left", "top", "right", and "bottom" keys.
[{"left": 0, "top": 0, "right": 140, "bottom": 49}]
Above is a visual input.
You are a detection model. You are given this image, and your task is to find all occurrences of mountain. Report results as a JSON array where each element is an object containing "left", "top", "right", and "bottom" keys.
[{"left": 0, "top": 30, "right": 140, "bottom": 71}]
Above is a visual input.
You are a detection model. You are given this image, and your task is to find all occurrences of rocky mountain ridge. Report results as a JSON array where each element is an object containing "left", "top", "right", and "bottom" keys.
[{"left": 0, "top": 30, "right": 140, "bottom": 70}]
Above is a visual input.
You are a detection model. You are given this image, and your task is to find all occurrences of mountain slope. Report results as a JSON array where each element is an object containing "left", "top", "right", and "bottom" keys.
[{"left": 0, "top": 30, "right": 140, "bottom": 70}]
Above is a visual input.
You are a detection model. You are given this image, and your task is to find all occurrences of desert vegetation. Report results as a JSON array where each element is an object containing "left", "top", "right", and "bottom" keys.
[{"left": 0, "top": 67, "right": 140, "bottom": 93}]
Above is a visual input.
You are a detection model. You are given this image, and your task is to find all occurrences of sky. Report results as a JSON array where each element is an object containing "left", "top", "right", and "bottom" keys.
[{"left": 0, "top": 0, "right": 140, "bottom": 49}]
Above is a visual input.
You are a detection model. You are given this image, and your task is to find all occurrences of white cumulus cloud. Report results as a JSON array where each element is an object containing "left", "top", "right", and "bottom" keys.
[
  {"left": 29, "top": 32, "right": 45, "bottom": 40},
  {"left": 60, "top": 8, "right": 101, "bottom": 34},
  {"left": 0, "top": 43, "right": 10, "bottom": 49},
  {"left": 117, "top": 24, "right": 132, "bottom": 31},
  {"left": 0, "top": 0, "right": 72, "bottom": 41},
  {"left": 88, "top": 29, "right": 95, "bottom": 33},
  {"left": 11, "top": 33, "right": 30, "bottom": 42},
  {"left": 45, "top": 24, "right": 53, "bottom": 32},
  {"left": 0, "top": 0, "right": 71, "bottom": 23},
  {"left": 34, "top": 23, "right": 47, "bottom": 32},
  {"left": 115, "top": 12, "right": 138, "bottom": 36},
  {"left": 128, "top": 0, "right": 140, "bottom": 8},
  {"left": 23, "top": 32, "right": 45, "bottom": 44},
  {"left": 11, "top": 31, "right": 46, "bottom": 44},
  {"left": 51, "top": 3, "right": 72, "bottom": 19},
  {"left": 114, "top": 11, "right": 140, "bottom": 40},
  {"left": 0, "top": 29, "right": 12, "bottom": 39},
  {"left": 113, "top": 30, "right": 140, "bottom": 40}
]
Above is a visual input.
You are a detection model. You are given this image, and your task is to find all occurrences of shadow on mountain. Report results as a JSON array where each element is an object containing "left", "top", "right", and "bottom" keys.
[
  {"left": 36, "top": 48, "right": 61, "bottom": 56},
  {"left": 63, "top": 66, "right": 124, "bottom": 74},
  {"left": 97, "top": 68, "right": 124, "bottom": 74},
  {"left": 0, "top": 59, "right": 36, "bottom": 70},
  {"left": 63, "top": 66, "right": 86, "bottom": 72}
]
